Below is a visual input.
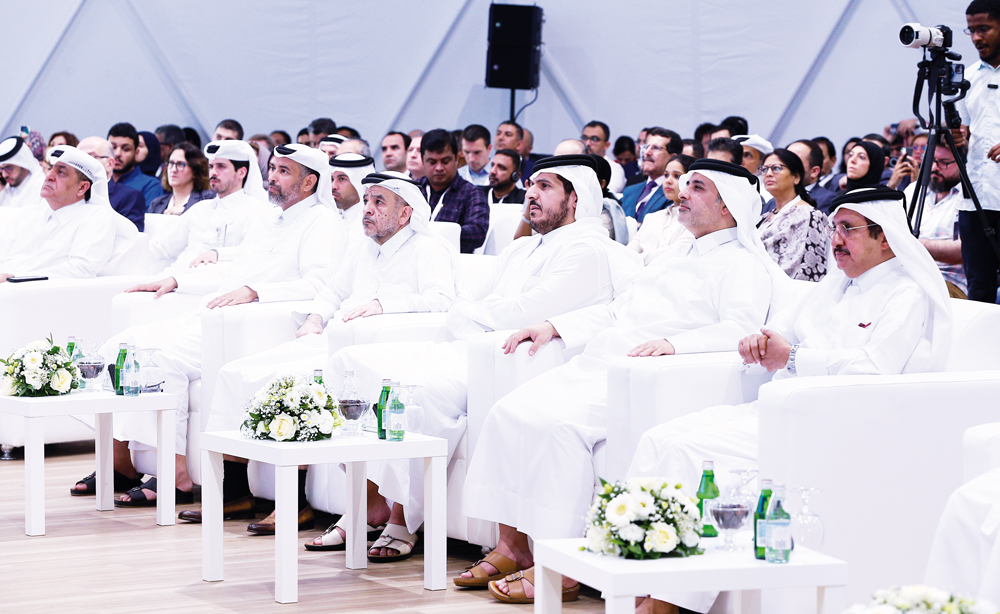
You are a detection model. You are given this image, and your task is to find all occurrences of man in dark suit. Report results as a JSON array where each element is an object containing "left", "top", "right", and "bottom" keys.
[
  {"left": 620, "top": 127, "right": 680, "bottom": 223},
  {"left": 787, "top": 139, "right": 838, "bottom": 214}
]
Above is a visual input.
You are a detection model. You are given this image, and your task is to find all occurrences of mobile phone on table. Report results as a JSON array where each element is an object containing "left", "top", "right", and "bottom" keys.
[{"left": 6, "top": 276, "right": 49, "bottom": 283}]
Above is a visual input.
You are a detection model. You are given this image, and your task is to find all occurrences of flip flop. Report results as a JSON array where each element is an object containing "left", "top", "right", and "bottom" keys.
[
  {"left": 487, "top": 568, "right": 580, "bottom": 604},
  {"left": 70, "top": 471, "right": 143, "bottom": 496},
  {"left": 367, "top": 524, "right": 419, "bottom": 563},
  {"left": 303, "top": 516, "right": 385, "bottom": 551},
  {"left": 453, "top": 550, "right": 522, "bottom": 588},
  {"left": 114, "top": 477, "right": 195, "bottom": 507}
]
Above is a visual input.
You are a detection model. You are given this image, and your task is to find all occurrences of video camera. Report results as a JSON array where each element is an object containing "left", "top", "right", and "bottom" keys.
[{"left": 899, "top": 23, "right": 953, "bottom": 49}]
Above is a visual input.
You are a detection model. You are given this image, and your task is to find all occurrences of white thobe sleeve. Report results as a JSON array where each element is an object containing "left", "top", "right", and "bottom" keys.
[
  {"left": 376, "top": 244, "right": 458, "bottom": 314},
  {"left": 148, "top": 215, "right": 192, "bottom": 262},
  {"left": 547, "top": 297, "right": 624, "bottom": 350},
  {"left": 795, "top": 284, "right": 928, "bottom": 376},
  {"left": 301, "top": 248, "right": 360, "bottom": 324},
  {"left": 668, "top": 257, "right": 772, "bottom": 354},
  {"left": 250, "top": 214, "right": 344, "bottom": 303},
  {"left": 172, "top": 264, "right": 226, "bottom": 295},
  {"left": 215, "top": 245, "right": 241, "bottom": 262},
  {"left": 27, "top": 209, "right": 116, "bottom": 279}
]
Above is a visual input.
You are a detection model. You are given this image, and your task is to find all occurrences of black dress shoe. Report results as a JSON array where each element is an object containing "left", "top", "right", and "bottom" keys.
[
  {"left": 177, "top": 495, "right": 255, "bottom": 523},
  {"left": 246, "top": 504, "right": 315, "bottom": 534}
]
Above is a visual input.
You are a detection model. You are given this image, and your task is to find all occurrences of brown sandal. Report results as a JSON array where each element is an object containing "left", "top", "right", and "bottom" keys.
[
  {"left": 487, "top": 568, "right": 581, "bottom": 604},
  {"left": 453, "top": 550, "right": 522, "bottom": 588}
]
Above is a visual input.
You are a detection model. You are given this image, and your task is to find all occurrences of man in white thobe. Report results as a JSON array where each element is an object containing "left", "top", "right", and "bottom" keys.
[
  {"left": 0, "top": 145, "right": 120, "bottom": 281},
  {"left": 72, "top": 144, "right": 346, "bottom": 505},
  {"left": 630, "top": 185, "right": 952, "bottom": 614},
  {"left": 320, "top": 155, "right": 643, "bottom": 557},
  {"left": 0, "top": 136, "right": 45, "bottom": 208},
  {"left": 461, "top": 159, "right": 786, "bottom": 603},
  {"left": 148, "top": 140, "right": 271, "bottom": 274},
  {"left": 329, "top": 152, "right": 374, "bottom": 244}
]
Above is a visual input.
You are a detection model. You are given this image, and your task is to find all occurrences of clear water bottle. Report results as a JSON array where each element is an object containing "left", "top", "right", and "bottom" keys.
[
  {"left": 123, "top": 344, "right": 140, "bottom": 397},
  {"left": 696, "top": 461, "right": 720, "bottom": 538},
  {"left": 387, "top": 386, "right": 405, "bottom": 441},
  {"left": 765, "top": 483, "right": 792, "bottom": 563}
]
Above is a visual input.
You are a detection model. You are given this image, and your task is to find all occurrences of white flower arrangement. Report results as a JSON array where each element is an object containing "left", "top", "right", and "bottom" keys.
[
  {"left": 1, "top": 337, "right": 80, "bottom": 397},
  {"left": 583, "top": 477, "right": 703, "bottom": 560},
  {"left": 846, "top": 585, "right": 998, "bottom": 614},
  {"left": 240, "top": 374, "right": 344, "bottom": 442}
]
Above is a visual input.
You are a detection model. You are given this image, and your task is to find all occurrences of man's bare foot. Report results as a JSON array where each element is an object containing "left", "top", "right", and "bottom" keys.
[
  {"left": 117, "top": 474, "right": 194, "bottom": 503},
  {"left": 309, "top": 493, "right": 391, "bottom": 547},
  {"left": 459, "top": 541, "right": 532, "bottom": 579},
  {"left": 493, "top": 567, "right": 577, "bottom": 598},
  {"left": 636, "top": 596, "right": 679, "bottom": 614},
  {"left": 370, "top": 503, "right": 413, "bottom": 557}
]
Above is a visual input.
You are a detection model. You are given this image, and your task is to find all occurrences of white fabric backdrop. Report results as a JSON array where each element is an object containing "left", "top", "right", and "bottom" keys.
[{"left": 0, "top": 0, "right": 974, "bottom": 163}]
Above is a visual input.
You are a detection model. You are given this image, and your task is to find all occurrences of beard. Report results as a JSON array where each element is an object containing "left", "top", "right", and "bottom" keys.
[
  {"left": 268, "top": 174, "right": 306, "bottom": 205},
  {"left": 930, "top": 175, "right": 959, "bottom": 194},
  {"left": 529, "top": 193, "right": 571, "bottom": 235}
]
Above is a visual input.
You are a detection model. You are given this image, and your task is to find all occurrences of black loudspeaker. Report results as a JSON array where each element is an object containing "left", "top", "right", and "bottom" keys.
[{"left": 485, "top": 4, "right": 543, "bottom": 90}]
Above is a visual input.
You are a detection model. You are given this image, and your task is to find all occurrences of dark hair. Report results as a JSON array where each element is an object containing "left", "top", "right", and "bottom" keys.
[
  {"left": 420, "top": 128, "right": 458, "bottom": 157},
  {"left": 215, "top": 119, "right": 243, "bottom": 140},
  {"left": 47, "top": 131, "right": 79, "bottom": 148},
  {"left": 231, "top": 160, "right": 251, "bottom": 187},
  {"left": 183, "top": 127, "right": 201, "bottom": 149},
  {"left": 707, "top": 137, "right": 743, "bottom": 165},
  {"left": 555, "top": 174, "right": 574, "bottom": 195},
  {"left": 839, "top": 137, "right": 861, "bottom": 174},
  {"left": 494, "top": 148, "right": 521, "bottom": 170},
  {"left": 450, "top": 129, "right": 464, "bottom": 151},
  {"left": 767, "top": 148, "right": 817, "bottom": 207},
  {"left": 162, "top": 142, "right": 209, "bottom": 192},
  {"left": 789, "top": 139, "right": 824, "bottom": 174},
  {"left": 270, "top": 130, "right": 291, "bottom": 145},
  {"left": 583, "top": 120, "right": 610, "bottom": 141},
  {"left": 862, "top": 133, "right": 891, "bottom": 158},
  {"left": 812, "top": 136, "right": 836, "bottom": 162},
  {"left": 337, "top": 126, "right": 361, "bottom": 139},
  {"left": 248, "top": 133, "right": 274, "bottom": 151},
  {"left": 108, "top": 122, "right": 139, "bottom": 148},
  {"left": 308, "top": 117, "right": 337, "bottom": 135},
  {"left": 718, "top": 116, "right": 749, "bottom": 137},
  {"left": 682, "top": 138, "right": 705, "bottom": 158},
  {"left": 694, "top": 122, "right": 716, "bottom": 142},
  {"left": 461, "top": 124, "right": 491, "bottom": 146},
  {"left": 863, "top": 214, "right": 884, "bottom": 239},
  {"left": 647, "top": 127, "right": 683, "bottom": 154},
  {"left": 667, "top": 153, "right": 696, "bottom": 174},
  {"left": 155, "top": 124, "right": 185, "bottom": 147},
  {"left": 296, "top": 127, "right": 309, "bottom": 139},
  {"left": 70, "top": 168, "right": 93, "bottom": 202},
  {"left": 613, "top": 136, "right": 635, "bottom": 157},
  {"left": 384, "top": 131, "right": 411, "bottom": 149},
  {"left": 498, "top": 120, "right": 524, "bottom": 140},
  {"left": 968, "top": 0, "right": 1000, "bottom": 21}
]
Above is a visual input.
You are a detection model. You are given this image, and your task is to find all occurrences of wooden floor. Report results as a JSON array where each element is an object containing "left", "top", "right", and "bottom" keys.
[{"left": 0, "top": 443, "right": 606, "bottom": 613}]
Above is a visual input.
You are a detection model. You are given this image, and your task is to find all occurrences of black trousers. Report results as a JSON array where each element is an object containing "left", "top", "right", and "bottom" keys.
[{"left": 958, "top": 209, "right": 1000, "bottom": 303}]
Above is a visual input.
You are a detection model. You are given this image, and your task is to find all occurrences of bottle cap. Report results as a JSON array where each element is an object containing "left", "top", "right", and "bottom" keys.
[
  {"left": 314, "top": 369, "right": 322, "bottom": 375},
  {"left": 119, "top": 343, "right": 128, "bottom": 349},
  {"left": 702, "top": 460, "right": 714, "bottom": 470},
  {"left": 382, "top": 378, "right": 392, "bottom": 384},
  {"left": 761, "top": 479, "right": 773, "bottom": 488}
]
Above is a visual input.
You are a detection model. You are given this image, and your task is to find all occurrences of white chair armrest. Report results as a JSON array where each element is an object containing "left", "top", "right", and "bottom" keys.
[
  {"left": 110, "top": 291, "right": 204, "bottom": 332},
  {"left": 963, "top": 422, "right": 1000, "bottom": 483},
  {"left": 326, "top": 313, "right": 451, "bottom": 355}
]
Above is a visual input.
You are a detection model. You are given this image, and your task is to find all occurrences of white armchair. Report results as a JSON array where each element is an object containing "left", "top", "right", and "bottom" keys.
[
  {"left": 474, "top": 202, "right": 523, "bottom": 256},
  {"left": 963, "top": 422, "right": 1000, "bottom": 484}
]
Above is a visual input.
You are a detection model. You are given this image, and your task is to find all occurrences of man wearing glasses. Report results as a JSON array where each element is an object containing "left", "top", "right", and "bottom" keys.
[
  {"left": 620, "top": 127, "right": 682, "bottom": 223},
  {"left": 955, "top": 0, "right": 1000, "bottom": 302},
  {"left": 581, "top": 120, "right": 626, "bottom": 194}
]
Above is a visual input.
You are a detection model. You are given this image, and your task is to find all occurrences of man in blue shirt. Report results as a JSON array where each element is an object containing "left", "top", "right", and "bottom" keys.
[
  {"left": 78, "top": 136, "right": 145, "bottom": 231},
  {"left": 108, "top": 122, "right": 163, "bottom": 209}
]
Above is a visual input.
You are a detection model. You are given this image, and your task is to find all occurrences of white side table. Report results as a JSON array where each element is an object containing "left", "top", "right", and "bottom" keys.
[
  {"left": 533, "top": 537, "right": 847, "bottom": 614},
  {"left": 0, "top": 390, "right": 177, "bottom": 535},
  {"left": 200, "top": 430, "right": 448, "bottom": 604}
]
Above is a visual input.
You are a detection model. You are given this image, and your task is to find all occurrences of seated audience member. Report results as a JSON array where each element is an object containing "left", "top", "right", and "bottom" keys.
[
  {"left": 108, "top": 122, "right": 164, "bottom": 206},
  {"left": 635, "top": 128, "right": 650, "bottom": 156},
  {"left": 483, "top": 148, "right": 526, "bottom": 204},
  {"left": 513, "top": 139, "right": 585, "bottom": 239},
  {"left": 590, "top": 154, "right": 630, "bottom": 244},
  {"left": 494, "top": 122, "right": 523, "bottom": 171},
  {"left": 758, "top": 148, "right": 829, "bottom": 281},
  {"left": 178, "top": 171, "right": 461, "bottom": 533},
  {"left": 308, "top": 117, "right": 337, "bottom": 148},
  {"left": 329, "top": 153, "right": 376, "bottom": 241},
  {"left": 338, "top": 138, "right": 371, "bottom": 157},
  {"left": 813, "top": 135, "right": 838, "bottom": 189},
  {"left": 786, "top": 139, "right": 838, "bottom": 213},
  {"left": 682, "top": 138, "right": 705, "bottom": 159},
  {"left": 837, "top": 141, "right": 887, "bottom": 193},
  {"left": 154, "top": 124, "right": 185, "bottom": 178},
  {"left": 861, "top": 133, "right": 894, "bottom": 184},
  {"left": 0, "top": 145, "right": 122, "bottom": 280},
  {"left": 337, "top": 126, "right": 361, "bottom": 139},
  {"left": 147, "top": 140, "right": 270, "bottom": 272},
  {"left": 78, "top": 137, "right": 146, "bottom": 231},
  {"left": 460, "top": 160, "right": 784, "bottom": 604},
  {"left": 324, "top": 155, "right": 641, "bottom": 558},
  {"left": 270, "top": 130, "right": 291, "bottom": 146},
  {"left": 137, "top": 131, "right": 162, "bottom": 178},
  {"left": 416, "top": 129, "right": 489, "bottom": 253},
  {"left": 458, "top": 124, "right": 492, "bottom": 186},
  {"left": 517, "top": 128, "right": 544, "bottom": 179},
  {"left": 705, "top": 136, "right": 743, "bottom": 164},
  {"left": 709, "top": 116, "right": 749, "bottom": 141},
  {"left": 406, "top": 134, "right": 424, "bottom": 180},
  {"left": 148, "top": 143, "right": 215, "bottom": 215},
  {"left": 47, "top": 131, "right": 79, "bottom": 148},
  {"left": 183, "top": 128, "right": 201, "bottom": 149},
  {"left": 733, "top": 134, "right": 773, "bottom": 176},
  {"left": 296, "top": 128, "right": 310, "bottom": 145},
  {"left": 614, "top": 135, "right": 640, "bottom": 180},
  {"left": 581, "top": 120, "right": 626, "bottom": 193},
  {"left": 694, "top": 122, "right": 716, "bottom": 151},
  {"left": 380, "top": 132, "right": 410, "bottom": 173},
  {"left": 838, "top": 137, "right": 862, "bottom": 175},
  {"left": 621, "top": 127, "right": 683, "bottom": 223},
  {"left": 0, "top": 136, "right": 46, "bottom": 208},
  {"left": 628, "top": 154, "right": 696, "bottom": 264},
  {"left": 247, "top": 133, "right": 274, "bottom": 183},
  {"left": 629, "top": 187, "right": 950, "bottom": 614},
  {"left": 318, "top": 134, "right": 347, "bottom": 158},
  {"left": 904, "top": 145, "right": 967, "bottom": 297},
  {"left": 72, "top": 144, "right": 345, "bottom": 506}
]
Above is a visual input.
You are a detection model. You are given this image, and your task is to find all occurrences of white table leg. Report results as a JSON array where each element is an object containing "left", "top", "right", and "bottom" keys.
[
  {"left": 94, "top": 412, "right": 114, "bottom": 511},
  {"left": 24, "top": 417, "right": 45, "bottom": 536},
  {"left": 344, "top": 460, "right": 367, "bottom": 570},
  {"left": 534, "top": 564, "right": 563, "bottom": 614},
  {"left": 202, "top": 450, "right": 224, "bottom": 582},
  {"left": 819, "top": 585, "right": 846, "bottom": 614},
  {"left": 274, "top": 464, "right": 298, "bottom": 604},
  {"left": 156, "top": 408, "right": 175, "bottom": 526},
  {"left": 604, "top": 595, "right": 635, "bottom": 614},
  {"left": 423, "top": 455, "right": 446, "bottom": 590}
]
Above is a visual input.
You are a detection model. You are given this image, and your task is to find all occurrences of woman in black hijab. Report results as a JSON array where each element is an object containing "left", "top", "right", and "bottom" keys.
[
  {"left": 137, "top": 130, "right": 162, "bottom": 177},
  {"left": 836, "top": 140, "right": 885, "bottom": 192}
]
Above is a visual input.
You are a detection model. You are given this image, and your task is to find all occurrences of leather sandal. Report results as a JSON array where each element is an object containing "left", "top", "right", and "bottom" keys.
[
  {"left": 114, "top": 477, "right": 195, "bottom": 507},
  {"left": 178, "top": 495, "right": 255, "bottom": 523},
  {"left": 70, "top": 470, "right": 143, "bottom": 496},
  {"left": 487, "top": 568, "right": 580, "bottom": 604},
  {"left": 246, "top": 504, "right": 314, "bottom": 534},
  {"left": 367, "top": 524, "right": 419, "bottom": 563},
  {"left": 453, "top": 550, "right": 522, "bottom": 588},
  {"left": 304, "top": 515, "right": 385, "bottom": 551}
]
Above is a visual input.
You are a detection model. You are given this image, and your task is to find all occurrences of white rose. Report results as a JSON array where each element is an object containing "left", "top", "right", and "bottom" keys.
[
  {"left": 23, "top": 351, "right": 43, "bottom": 370},
  {"left": 604, "top": 493, "right": 638, "bottom": 528},
  {"left": 643, "top": 522, "right": 680, "bottom": 554},
  {"left": 268, "top": 414, "right": 297, "bottom": 441},
  {"left": 628, "top": 476, "right": 666, "bottom": 492},
  {"left": 585, "top": 525, "right": 617, "bottom": 555},
  {"left": 50, "top": 368, "right": 73, "bottom": 393},
  {"left": 317, "top": 410, "right": 336, "bottom": 435},
  {"left": 27, "top": 340, "right": 48, "bottom": 351},
  {"left": 617, "top": 523, "right": 645, "bottom": 544},
  {"left": 1, "top": 376, "right": 16, "bottom": 396}
]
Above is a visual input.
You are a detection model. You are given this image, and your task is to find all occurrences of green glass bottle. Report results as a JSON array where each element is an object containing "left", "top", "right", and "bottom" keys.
[
  {"left": 114, "top": 343, "right": 128, "bottom": 395},
  {"left": 376, "top": 379, "right": 391, "bottom": 440},
  {"left": 66, "top": 336, "right": 76, "bottom": 358},
  {"left": 696, "top": 460, "right": 720, "bottom": 538},
  {"left": 754, "top": 478, "right": 773, "bottom": 560}
]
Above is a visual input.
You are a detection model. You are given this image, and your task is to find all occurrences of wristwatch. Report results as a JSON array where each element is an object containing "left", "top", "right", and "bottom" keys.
[{"left": 787, "top": 344, "right": 800, "bottom": 376}]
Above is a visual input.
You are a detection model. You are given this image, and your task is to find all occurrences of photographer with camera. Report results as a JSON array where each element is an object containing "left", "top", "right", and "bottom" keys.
[{"left": 954, "top": 0, "right": 1000, "bottom": 303}]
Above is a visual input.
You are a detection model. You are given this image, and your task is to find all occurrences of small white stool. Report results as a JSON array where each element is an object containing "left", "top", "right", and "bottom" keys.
[
  {"left": 533, "top": 537, "right": 847, "bottom": 614},
  {"left": 200, "top": 430, "right": 448, "bottom": 603},
  {"left": 0, "top": 390, "right": 177, "bottom": 535}
]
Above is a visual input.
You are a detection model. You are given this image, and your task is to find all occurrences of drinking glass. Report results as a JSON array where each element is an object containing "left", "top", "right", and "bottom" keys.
[
  {"left": 707, "top": 495, "right": 751, "bottom": 551},
  {"left": 137, "top": 347, "right": 163, "bottom": 393},
  {"left": 398, "top": 384, "right": 423, "bottom": 434},
  {"left": 76, "top": 343, "right": 105, "bottom": 393},
  {"left": 792, "top": 487, "right": 824, "bottom": 551},
  {"left": 729, "top": 469, "right": 759, "bottom": 506},
  {"left": 338, "top": 396, "right": 369, "bottom": 436}
]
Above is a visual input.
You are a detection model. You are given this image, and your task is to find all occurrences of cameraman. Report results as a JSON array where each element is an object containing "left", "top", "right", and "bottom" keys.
[{"left": 955, "top": 0, "right": 1000, "bottom": 302}]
